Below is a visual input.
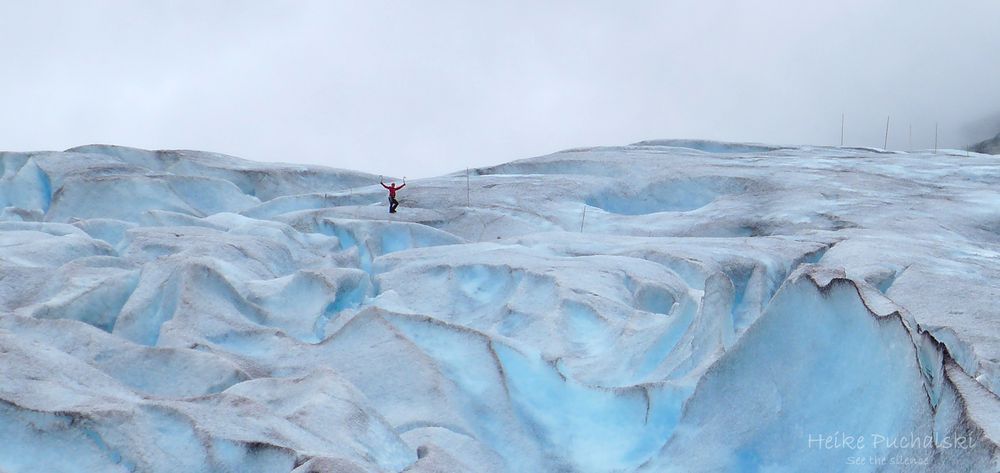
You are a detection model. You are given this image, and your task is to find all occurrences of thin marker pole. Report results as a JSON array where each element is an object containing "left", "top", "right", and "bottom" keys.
[
  {"left": 908, "top": 123, "right": 912, "bottom": 151},
  {"left": 884, "top": 116, "right": 890, "bottom": 150},
  {"left": 466, "top": 168, "right": 471, "bottom": 206},
  {"left": 580, "top": 205, "right": 587, "bottom": 232},
  {"left": 934, "top": 123, "right": 939, "bottom": 154},
  {"left": 840, "top": 113, "right": 845, "bottom": 146}
]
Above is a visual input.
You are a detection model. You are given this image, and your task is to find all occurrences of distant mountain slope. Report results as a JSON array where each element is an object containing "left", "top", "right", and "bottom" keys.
[{"left": 970, "top": 131, "right": 1000, "bottom": 154}]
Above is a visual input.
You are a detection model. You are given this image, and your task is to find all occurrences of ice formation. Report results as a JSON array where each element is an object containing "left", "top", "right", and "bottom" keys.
[{"left": 1, "top": 141, "right": 998, "bottom": 472}]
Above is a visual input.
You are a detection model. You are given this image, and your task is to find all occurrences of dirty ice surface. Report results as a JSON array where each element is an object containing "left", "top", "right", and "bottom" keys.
[{"left": 1, "top": 141, "right": 999, "bottom": 472}]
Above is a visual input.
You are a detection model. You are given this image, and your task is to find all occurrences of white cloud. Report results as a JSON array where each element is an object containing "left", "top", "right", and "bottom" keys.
[{"left": 1, "top": 0, "right": 998, "bottom": 177}]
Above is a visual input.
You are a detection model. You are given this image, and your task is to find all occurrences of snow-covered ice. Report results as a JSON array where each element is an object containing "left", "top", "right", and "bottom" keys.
[{"left": 1, "top": 141, "right": 999, "bottom": 472}]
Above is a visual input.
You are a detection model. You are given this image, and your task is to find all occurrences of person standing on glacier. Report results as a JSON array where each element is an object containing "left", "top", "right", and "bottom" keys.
[{"left": 380, "top": 177, "right": 405, "bottom": 213}]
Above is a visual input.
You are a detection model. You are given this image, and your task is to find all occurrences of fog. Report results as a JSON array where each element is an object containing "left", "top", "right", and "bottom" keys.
[{"left": 2, "top": 0, "right": 998, "bottom": 177}]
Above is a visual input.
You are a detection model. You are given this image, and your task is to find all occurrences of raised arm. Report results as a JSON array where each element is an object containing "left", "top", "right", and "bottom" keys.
[
  {"left": 397, "top": 182, "right": 405, "bottom": 190},
  {"left": 381, "top": 182, "right": 390, "bottom": 190}
]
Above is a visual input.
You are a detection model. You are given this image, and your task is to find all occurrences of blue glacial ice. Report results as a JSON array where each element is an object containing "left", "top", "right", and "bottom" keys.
[{"left": 1, "top": 143, "right": 999, "bottom": 472}]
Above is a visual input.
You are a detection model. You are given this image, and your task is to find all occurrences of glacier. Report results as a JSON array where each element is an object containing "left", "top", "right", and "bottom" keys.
[{"left": 1, "top": 141, "right": 999, "bottom": 472}]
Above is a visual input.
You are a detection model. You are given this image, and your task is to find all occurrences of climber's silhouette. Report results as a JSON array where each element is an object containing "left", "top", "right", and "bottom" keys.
[{"left": 380, "top": 177, "right": 405, "bottom": 213}]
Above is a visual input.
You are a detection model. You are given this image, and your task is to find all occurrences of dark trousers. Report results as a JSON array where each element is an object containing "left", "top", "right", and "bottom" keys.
[{"left": 389, "top": 196, "right": 399, "bottom": 213}]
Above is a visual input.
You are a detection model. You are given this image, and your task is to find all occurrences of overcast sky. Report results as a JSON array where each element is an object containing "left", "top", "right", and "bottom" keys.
[{"left": 2, "top": 1, "right": 999, "bottom": 177}]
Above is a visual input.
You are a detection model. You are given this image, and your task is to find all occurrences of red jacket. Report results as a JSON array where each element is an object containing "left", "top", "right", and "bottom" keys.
[{"left": 381, "top": 182, "right": 405, "bottom": 198}]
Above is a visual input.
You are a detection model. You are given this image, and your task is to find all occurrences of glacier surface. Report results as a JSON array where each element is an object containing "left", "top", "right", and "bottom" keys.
[{"left": 1, "top": 142, "right": 999, "bottom": 472}]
